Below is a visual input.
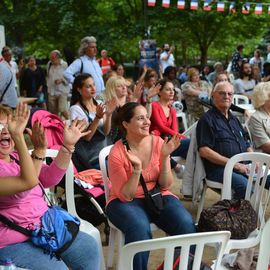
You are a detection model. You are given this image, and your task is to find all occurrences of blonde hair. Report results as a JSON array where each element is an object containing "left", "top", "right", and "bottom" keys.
[
  {"left": 187, "top": 67, "right": 199, "bottom": 81},
  {"left": 0, "top": 105, "right": 12, "bottom": 117},
  {"left": 252, "top": 82, "right": 270, "bottom": 110},
  {"left": 104, "top": 76, "right": 126, "bottom": 101}
]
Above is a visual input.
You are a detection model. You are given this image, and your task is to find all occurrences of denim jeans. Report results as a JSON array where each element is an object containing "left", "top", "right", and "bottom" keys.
[
  {"left": 0, "top": 232, "right": 100, "bottom": 270},
  {"left": 106, "top": 195, "right": 196, "bottom": 270},
  {"left": 171, "top": 138, "right": 190, "bottom": 168},
  {"left": 207, "top": 167, "right": 270, "bottom": 199}
]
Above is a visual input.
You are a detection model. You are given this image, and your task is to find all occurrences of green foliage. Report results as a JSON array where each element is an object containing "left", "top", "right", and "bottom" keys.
[{"left": 0, "top": 0, "right": 269, "bottom": 66}]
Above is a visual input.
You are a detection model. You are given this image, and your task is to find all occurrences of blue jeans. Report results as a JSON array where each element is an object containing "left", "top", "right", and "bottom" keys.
[
  {"left": 171, "top": 138, "right": 190, "bottom": 168},
  {"left": 106, "top": 195, "right": 196, "bottom": 270},
  {"left": 208, "top": 167, "right": 270, "bottom": 199},
  {"left": 0, "top": 232, "right": 100, "bottom": 270}
]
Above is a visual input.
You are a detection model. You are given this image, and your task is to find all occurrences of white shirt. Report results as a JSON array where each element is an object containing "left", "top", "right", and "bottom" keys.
[
  {"left": 234, "top": 78, "right": 256, "bottom": 96},
  {"left": 160, "top": 51, "right": 175, "bottom": 73},
  {"left": 0, "top": 61, "right": 18, "bottom": 108},
  {"left": 64, "top": 55, "right": 105, "bottom": 96},
  {"left": 46, "top": 59, "right": 70, "bottom": 96}
]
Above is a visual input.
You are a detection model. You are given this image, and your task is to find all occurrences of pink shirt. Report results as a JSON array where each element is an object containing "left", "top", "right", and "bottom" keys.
[
  {"left": 0, "top": 153, "right": 66, "bottom": 248},
  {"left": 108, "top": 136, "right": 174, "bottom": 204}
]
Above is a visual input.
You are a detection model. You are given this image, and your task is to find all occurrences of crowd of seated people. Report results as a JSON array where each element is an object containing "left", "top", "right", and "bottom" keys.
[{"left": 3, "top": 37, "right": 270, "bottom": 269}]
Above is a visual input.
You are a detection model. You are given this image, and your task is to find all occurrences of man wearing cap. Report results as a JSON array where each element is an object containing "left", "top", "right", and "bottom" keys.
[
  {"left": 207, "top": 62, "right": 224, "bottom": 84},
  {"left": 64, "top": 36, "right": 104, "bottom": 96}
]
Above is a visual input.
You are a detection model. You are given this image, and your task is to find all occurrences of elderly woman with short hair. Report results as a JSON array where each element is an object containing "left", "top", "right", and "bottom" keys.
[
  {"left": 249, "top": 82, "right": 270, "bottom": 153},
  {"left": 181, "top": 67, "right": 212, "bottom": 121}
]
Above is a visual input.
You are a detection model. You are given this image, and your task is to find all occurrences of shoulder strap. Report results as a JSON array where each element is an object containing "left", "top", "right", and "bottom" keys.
[
  {"left": 80, "top": 106, "right": 92, "bottom": 123},
  {"left": 121, "top": 138, "right": 149, "bottom": 195},
  {"left": 0, "top": 214, "right": 32, "bottom": 236},
  {"left": 47, "top": 61, "right": 52, "bottom": 75},
  {"left": 80, "top": 58, "right": 83, "bottom": 74},
  {"left": 0, "top": 72, "right": 13, "bottom": 103}
]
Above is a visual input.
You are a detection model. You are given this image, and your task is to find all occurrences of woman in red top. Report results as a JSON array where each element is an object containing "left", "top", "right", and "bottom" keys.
[{"left": 150, "top": 79, "right": 190, "bottom": 177}]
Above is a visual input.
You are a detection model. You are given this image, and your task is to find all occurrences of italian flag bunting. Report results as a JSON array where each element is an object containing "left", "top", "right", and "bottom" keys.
[{"left": 229, "top": 1, "right": 236, "bottom": 13}]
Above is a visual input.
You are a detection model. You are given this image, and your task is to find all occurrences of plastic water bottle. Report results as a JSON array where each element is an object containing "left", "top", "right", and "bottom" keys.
[{"left": 0, "top": 258, "right": 17, "bottom": 270}]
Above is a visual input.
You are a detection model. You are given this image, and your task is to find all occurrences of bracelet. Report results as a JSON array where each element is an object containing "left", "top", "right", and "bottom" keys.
[
  {"left": 61, "top": 144, "right": 75, "bottom": 154},
  {"left": 31, "top": 152, "right": 46, "bottom": 161}
]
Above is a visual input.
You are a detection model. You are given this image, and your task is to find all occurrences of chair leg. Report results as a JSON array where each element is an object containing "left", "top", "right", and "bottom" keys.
[
  {"left": 116, "top": 231, "right": 125, "bottom": 270},
  {"left": 196, "top": 182, "right": 207, "bottom": 223},
  {"left": 107, "top": 228, "right": 116, "bottom": 268}
]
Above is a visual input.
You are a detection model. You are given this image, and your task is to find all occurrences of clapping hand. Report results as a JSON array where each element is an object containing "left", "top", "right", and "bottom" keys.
[
  {"left": 8, "top": 103, "right": 30, "bottom": 138},
  {"left": 96, "top": 104, "right": 106, "bottom": 119},
  {"left": 133, "top": 81, "right": 144, "bottom": 101},
  {"left": 26, "top": 121, "right": 47, "bottom": 151},
  {"left": 124, "top": 146, "right": 142, "bottom": 170},
  {"left": 105, "top": 97, "right": 118, "bottom": 115},
  {"left": 63, "top": 119, "right": 91, "bottom": 148},
  {"left": 161, "top": 134, "right": 181, "bottom": 158},
  {"left": 148, "top": 83, "right": 161, "bottom": 99}
]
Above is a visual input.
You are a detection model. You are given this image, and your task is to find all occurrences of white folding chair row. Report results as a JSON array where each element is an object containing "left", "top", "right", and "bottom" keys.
[
  {"left": 99, "top": 145, "right": 159, "bottom": 269},
  {"left": 118, "top": 231, "right": 231, "bottom": 270},
  {"left": 44, "top": 149, "right": 106, "bottom": 270}
]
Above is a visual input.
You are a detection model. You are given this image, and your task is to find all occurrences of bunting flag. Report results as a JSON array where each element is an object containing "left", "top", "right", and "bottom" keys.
[
  {"left": 190, "top": 0, "right": 198, "bottom": 10},
  {"left": 229, "top": 1, "right": 236, "bottom": 13},
  {"left": 255, "top": 4, "right": 263, "bottom": 14},
  {"left": 148, "top": 0, "right": 270, "bottom": 16},
  {"left": 162, "top": 0, "right": 170, "bottom": 8},
  {"left": 147, "top": 0, "right": 156, "bottom": 6},
  {"left": 242, "top": 3, "right": 250, "bottom": 14},
  {"left": 204, "top": 0, "right": 212, "bottom": 11},
  {"left": 177, "top": 0, "right": 185, "bottom": 9},
  {"left": 217, "top": 1, "right": 225, "bottom": 11}
]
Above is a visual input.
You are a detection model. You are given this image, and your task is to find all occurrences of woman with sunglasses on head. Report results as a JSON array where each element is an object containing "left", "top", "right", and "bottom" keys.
[{"left": 0, "top": 104, "right": 100, "bottom": 270}]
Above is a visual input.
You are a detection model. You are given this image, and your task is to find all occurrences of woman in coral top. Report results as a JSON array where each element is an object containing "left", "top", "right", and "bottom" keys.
[
  {"left": 106, "top": 102, "right": 195, "bottom": 270},
  {"left": 150, "top": 79, "right": 190, "bottom": 177}
]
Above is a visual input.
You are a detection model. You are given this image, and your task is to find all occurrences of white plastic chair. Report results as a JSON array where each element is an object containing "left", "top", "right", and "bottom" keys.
[
  {"left": 118, "top": 231, "right": 231, "bottom": 270},
  {"left": 44, "top": 149, "right": 106, "bottom": 270},
  {"left": 99, "top": 145, "right": 159, "bottom": 269},
  {"left": 233, "top": 94, "right": 249, "bottom": 105},
  {"left": 256, "top": 218, "right": 270, "bottom": 270},
  {"left": 221, "top": 152, "right": 270, "bottom": 254},
  {"left": 196, "top": 179, "right": 223, "bottom": 223}
]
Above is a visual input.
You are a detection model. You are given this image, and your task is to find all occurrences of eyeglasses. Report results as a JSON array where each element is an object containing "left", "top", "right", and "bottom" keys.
[
  {"left": 217, "top": 91, "right": 234, "bottom": 97},
  {"left": 0, "top": 123, "right": 8, "bottom": 132}
]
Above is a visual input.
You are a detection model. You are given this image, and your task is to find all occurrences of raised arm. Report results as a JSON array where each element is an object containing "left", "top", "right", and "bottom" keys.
[{"left": 0, "top": 103, "right": 38, "bottom": 196}]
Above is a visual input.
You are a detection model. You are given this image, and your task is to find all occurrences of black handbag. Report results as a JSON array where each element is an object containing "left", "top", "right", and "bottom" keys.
[
  {"left": 122, "top": 138, "right": 164, "bottom": 218},
  {"left": 72, "top": 107, "right": 107, "bottom": 171},
  {"left": 198, "top": 199, "right": 258, "bottom": 239}
]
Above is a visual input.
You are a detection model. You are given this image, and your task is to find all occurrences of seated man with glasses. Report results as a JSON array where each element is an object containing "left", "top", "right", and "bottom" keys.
[{"left": 196, "top": 81, "right": 270, "bottom": 199}]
